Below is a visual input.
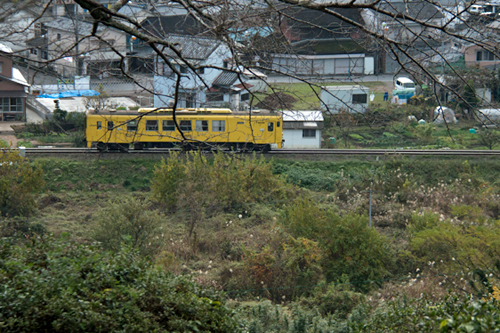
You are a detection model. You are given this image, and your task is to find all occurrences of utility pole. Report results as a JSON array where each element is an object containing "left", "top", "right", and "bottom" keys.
[{"left": 368, "top": 188, "right": 372, "bottom": 228}]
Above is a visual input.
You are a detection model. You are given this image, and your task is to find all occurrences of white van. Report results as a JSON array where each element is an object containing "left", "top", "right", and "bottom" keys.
[
  {"left": 469, "top": 5, "right": 485, "bottom": 14},
  {"left": 394, "top": 77, "right": 416, "bottom": 91}
]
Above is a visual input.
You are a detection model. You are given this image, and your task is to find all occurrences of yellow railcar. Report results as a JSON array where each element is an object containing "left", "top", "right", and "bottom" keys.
[{"left": 85, "top": 108, "right": 283, "bottom": 151}]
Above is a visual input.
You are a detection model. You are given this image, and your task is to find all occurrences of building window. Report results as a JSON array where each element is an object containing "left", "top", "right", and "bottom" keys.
[
  {"left": 57, "top": 33, "right": 61, "bottom": 41},
  {"left": 196, "top": 67, "right": 205, "bottom": 74},
  {"left": 108, "top": 121, "right": 114, "bottom": 130},
  {"left": 96, "top": 121, "right": 102, "bottom": 130},
  {"left": 30, "top": 48, "right": 38, "bottom": 55},
  {"left": 241, "top": 93, "right": 250, "bottom": 101},
  {"left": 212, "top": 120, "right": 225, "bottom": 132},
  {"left": 476, "top": 50, "right": 495, "bottom": 61},
  {"left": 195, "top": 120, "right": 208, "bottom": 132},
  {"left": 0, "top": 98, "right": 23, "bottom": 112},
  {"left": 127, "top": 120, "right": 138, "bottom": 131},
  {"left": 41, "top": 50, "right": 48, "bottom": 60},
  {"left": 303, "top": 129, "right": 316, "bottom": 138},
  {"left": 180, "top": 65, "right": 188, "bottom": 74},
  {"left": 0, "top": 62, "right": 3, "bottom": 73},
  {"left": 352, "top": 94, "right": 367, "bottom": 104},
  {"left": 180, "top": 120, "right": 192, "bottom": 131},
  {"left": 145, "top": 120, "right": 158, "bottom": 131},
  {"left": 223, "top": 61, "right": 228, "bottom": 68},
  {"left": 268, "top": 122, "right": 274, "bottom": 132},
  {"left": 162, "top": 120, "right": 175, "bottom": 131}
]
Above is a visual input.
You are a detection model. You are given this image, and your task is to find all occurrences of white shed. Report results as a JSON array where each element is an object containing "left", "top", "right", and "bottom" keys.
[
  {"left": 281, "top": 111, "right": 324, "bottom": 149},
  {"left": 320, "top": 85, "right": 369, "bottom": 113}
]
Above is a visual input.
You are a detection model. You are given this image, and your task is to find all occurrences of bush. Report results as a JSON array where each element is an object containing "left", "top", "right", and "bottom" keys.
[
  {"left": 0, "top": 152, "right": 44, "bottom": 216},
  {"left": 0, "top": 237, "right": 238, "bottom": 332},
  {"left": 90, "top": 196, "right": 166, "bottom": 256},
  {"left": 65, "top": 111, "right": 86, "bottom": 130},
  {"left": 152, "top": 151, "right": 294, "bottom": 212},
  {"left": 281, "top": 197, "right": 393, "bottom": 292},
  {"left": 351, "top": 293, "right": 500, "bottom": 332}
]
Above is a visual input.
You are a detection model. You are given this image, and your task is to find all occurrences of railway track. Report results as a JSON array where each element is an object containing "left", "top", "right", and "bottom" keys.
[{"left": 9, "top": 147, "right": 500, "bottom": 156}]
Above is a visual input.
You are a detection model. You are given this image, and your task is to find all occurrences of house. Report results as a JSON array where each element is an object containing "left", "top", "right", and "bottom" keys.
[
  {"left": 0, "top": 44, "right": 30, "bottom": 121},
  {"left": 363, "top": 0, "right": 444, "bottom": 42},
  {"left": 320, "top": 85, "right": 370, "bottom": 113},
  {"left": 281, "top": 111, "right": 324, "bottom": 149},
  {"left": 152, "top": 35, "right": 232, "bottom": 109},
  {"left": 205, "top": 68, "right": 267, "bottom": 109},
  {"left": 28, "top": 17, "right": 128, "bottom": 77},
  {"left": 265, "top": 7, "right": 376, "bottom": 76}
]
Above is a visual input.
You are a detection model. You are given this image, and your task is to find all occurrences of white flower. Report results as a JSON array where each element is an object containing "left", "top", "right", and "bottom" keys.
[
  {"left": 238, "top": 214, "right": 242, "bottom": 219},
  {"left": 209, "top": 260, "right": 212, "bottom": 264},
  {"left": 229, "top": 269, "right": 233, "bottom": 273},
  {"left": 260, "top": 281, "right": 264, "bottom": 284},
  {"left": 250, "top": 234, "right": 253, "bottom": 238},
  {"left": 416, "top": 268, "right": 420, "bottom": 272},
  {"left": 452, "top": 257, "right": 455, "bottom": 261}
]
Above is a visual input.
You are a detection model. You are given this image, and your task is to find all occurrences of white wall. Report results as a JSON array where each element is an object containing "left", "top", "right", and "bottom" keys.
[{"left": 283, "top": 129, "right": 321, "bottom": 149}]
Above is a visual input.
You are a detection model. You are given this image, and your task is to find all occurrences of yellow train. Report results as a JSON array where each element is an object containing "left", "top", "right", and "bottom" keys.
[{"left": 85, "top": 108, "right": 283, "bottom": 151}]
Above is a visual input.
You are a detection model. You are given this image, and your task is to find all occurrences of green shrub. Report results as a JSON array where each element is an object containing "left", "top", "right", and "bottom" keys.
[
  {"left": 0, "top": 152, "right": 44, "bottom": 216},
  {"left": 65, "top": 111, "right": 86, "bottom": 130},
  {"left": 152, "top": 151, "right": 293, "bottom": 212},
  {"left": 90, "top": 196, "right": 165, "bottom": 256},
  {"left": 302, "top": 282, "right": 365, "bottom": 318},
  {"left": 0, "top": 237, "right": 238, "bottom": 332},
  {"left": 70, "top": 130, "right": 86, "bottom": 147},
  {"left": 407, "top": 209, "right": 440, "bottom": 237},
  {"left": 349, "top": 133, "right": 364, "bottom": 141},
  {"left": 281, "top": 197, "right": 393, "bottom": 292},
  {"left": 16, "top": 140, "right": 33, "bottom": 148},
  {"left": 351, "top": 294, "right": 500, "bottom": 332}
]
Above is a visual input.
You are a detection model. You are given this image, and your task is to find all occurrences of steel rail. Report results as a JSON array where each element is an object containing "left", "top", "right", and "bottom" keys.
[{"left": 7, "top": 148, "right": 500, "bottom": 156}]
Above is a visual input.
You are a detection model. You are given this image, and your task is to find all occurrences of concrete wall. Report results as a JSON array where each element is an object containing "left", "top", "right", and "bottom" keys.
[
  {"left": 320, "top": 85, "right": 369, "bottom": 113},
  {"left": 283, "top": 129, "right": 321, "bottom": 149}
]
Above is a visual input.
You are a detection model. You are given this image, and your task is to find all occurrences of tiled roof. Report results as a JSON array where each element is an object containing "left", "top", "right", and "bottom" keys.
[
  {"left": 212, "top": 71, "right": 239, "bottom": 86},
  {"left": 162, "top": 35, "right": 222, "bottom": 60}
]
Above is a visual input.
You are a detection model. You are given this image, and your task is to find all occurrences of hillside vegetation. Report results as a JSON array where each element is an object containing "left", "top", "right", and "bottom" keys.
[{"left": 2, "top": 152, "right": 500, "bottom": 331}]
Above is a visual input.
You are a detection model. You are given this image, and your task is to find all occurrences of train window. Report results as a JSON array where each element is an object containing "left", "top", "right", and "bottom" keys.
[
  {"left": 277, "top": 121, "right": 281, "bottom": 128},
  {"left": 268, "top": 122, "right": 274, "bottom": 132},
  {"left": 303, "top": 129, "right": 316, "bottom": 138},
  {"left": 145, "top": 120, "right": 158, "bottom": 131},
  {"left": 195, "top": 120, "right": 208, "bottom": 132},
  {"left": 180, "top": 120, "right": 192, "bottom": 131},
  {"left": 237, "top": 121, "right": 244, "bottom": 125},
  {"left": 162, "top": 120, "right": 175, "bottom": 131},
  {"left": 97, "top": 121, "right": 102, "bottom": 130},
  {"left": 108, "top": 121, "right": 114, "bottom": 130},
  {"left": 127, "top": 120, "right": 138, "bottom": 132},
  {"left": 212, "top": 120, "right": 225, "bottom": 132}
]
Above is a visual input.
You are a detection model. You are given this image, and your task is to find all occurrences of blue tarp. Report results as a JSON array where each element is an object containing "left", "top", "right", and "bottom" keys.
[{"left": 38, "top": 90, "right": 100, "bottom": 99}]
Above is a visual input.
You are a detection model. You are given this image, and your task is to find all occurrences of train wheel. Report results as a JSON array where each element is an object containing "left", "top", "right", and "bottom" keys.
[
  {"left": 134, "top": 142, "right": 144, "bottom": 150},
  {"left": 96, "top": 142, "right": 107, "bottom": 152}
]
